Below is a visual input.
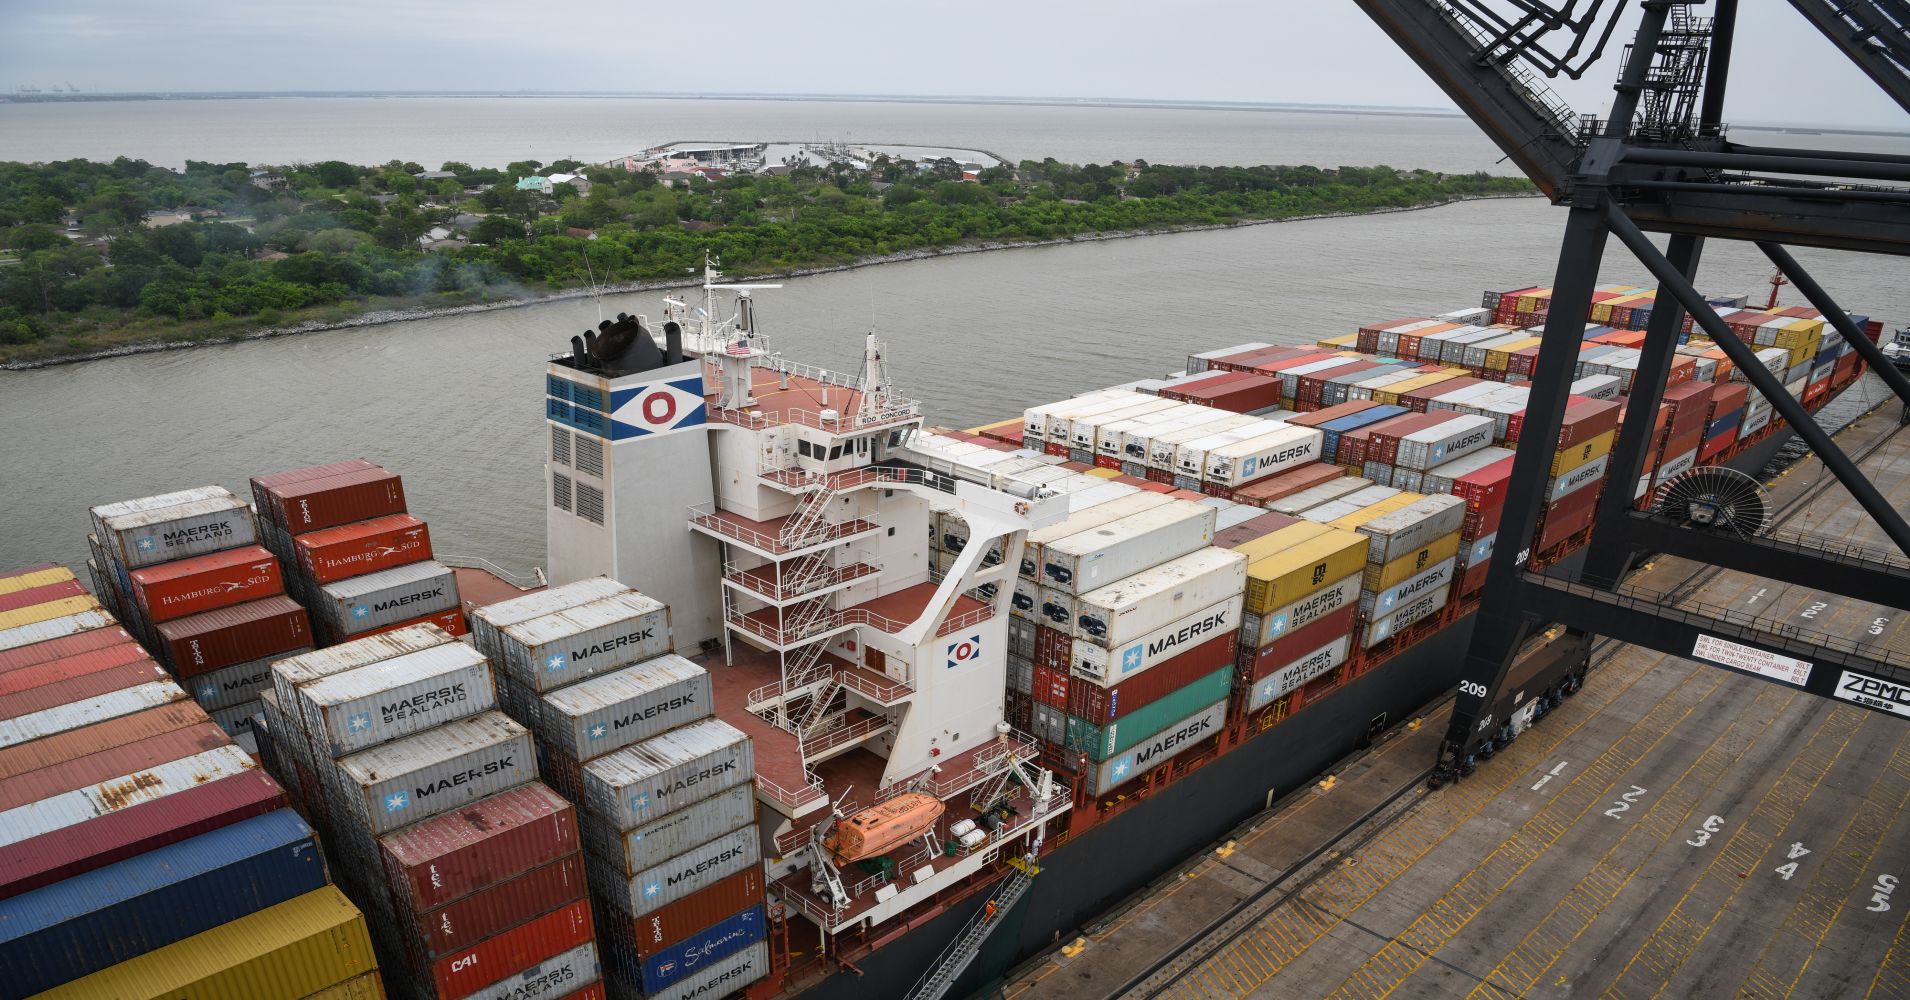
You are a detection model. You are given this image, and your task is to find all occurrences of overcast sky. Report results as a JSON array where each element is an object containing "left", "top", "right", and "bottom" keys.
[{"left": 3, "top": 1, "right": 1904, "bottom": 128}]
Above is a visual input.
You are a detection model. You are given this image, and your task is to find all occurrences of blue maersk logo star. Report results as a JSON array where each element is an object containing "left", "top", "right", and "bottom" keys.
[
  {"left": 137, "top": 537, "right": 155, "bottom": 551},
  {"left": 385, "top": 791, "right": 409, "bottom": 812},
  {"left": 629, "top": 791, "right": 651, "bottom": 812},
  {"left": 1121, "top": 645, "right": 1143, "bottom": 673},
  {"left": 348, "top": 712, "right": 372, "bottom": 733},
  {"left": 588, "top": 723, "right": 608, "bottom": 741},
  {"left": 1260, "top": 680, "right": 1277, "bottom": 702},
  {"left": 1267, "top": 614, "right": 1288, "bottom": 637},
  {"left": 1382, "top": 592, "right": 1397, "bottom": 611},
  {"left": 546, "top": 653, "right": 567, "bottom": 673},
  {"left": 351, "top": 603, "right": 370, "bottom": 619},
  {"left": 197, "top": 683, "right": 218, "bottom": 701},
  {"left": 1112, "top": 757, "right": 1132, "bottom": 779},
  {"left": 643, "top": 881, "right": 662, "bottom": 899}
]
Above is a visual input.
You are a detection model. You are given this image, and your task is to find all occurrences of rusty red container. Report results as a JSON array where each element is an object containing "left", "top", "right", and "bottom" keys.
[
  {"left": 1536, "top": 484, "right": 1602, "bottom": 553},
  {"left": 1462, "top": 503, "right": 1505, "bottom": 542},
  {"left": 1159, "top": 370, "right": 1253, "bottom": 403},
  {"left": 0, "top": 720, "right": 229, "bottom": 810},
  {"left": 128, "top": 545, "right": 284, "bottom": 623},
  {"left": 261, "top": 467, "right": 408, "bottom": 533},
  {"left": 425, "top": 897, "right": 593, "bottom": 999},
  {"left": 1249, "top": 604, "right": 1360, "bottom": 682},
  {"left": 293, "top": 514, "right": 431, "bottom": 583},
  {"left": 554, "top": 984, "right": 606, "bottom": 1000},
  {"left": 1188, "top": 374, "right": 1284, "bottom": 413},
  {"left": 350, "top": 606, "right": 469, "bottom": 641},
  {"left": 1031, "top": 662, "right": 1070, "bottom": 709},
  {"left": 250, "top": 459, "right": 381, "bottom": 519},
  {"left": 0, "top": 700, "right": 212, "bottom": 782},
  {"left": 0, "top": 641, "right": 152, "bottom": 698},
  {"left": 0, "top": 579, "right": 87, "bottom": 615},
  {"left": 1233, "top": 463, "right": 1343, "bottom": 508},
  {"left": 1452, "top": 455, "right": 1515, "bottom": 515},
  {"left": 1371, "top": 412, "right": 1459, "bottom": 466},
  {"left": 1033, "top": 626, "right": 1071, "bottom": 671},
  {"left": 155, "top": 595, "right": 311, "bottom": 677},
  {"left": 381, "top": 783, "right": 581, "bottom": 913},
  {"left": 0, "top": 624, "right": 134, "bottom": 673},
  {"left": 1454, "top": 561, "right": 1490, "bottom": 597},
  {"left": 402, "top": 852, "right": 588, "bottom": 962},
  {"left": 0, "top": 769, "right": 283, "bottom": 900},
  {"left": 1212, "top": 511, "right": 1303, "bottom": 549},
  {"left": 1069, "top": 631, "right": 1237, "bottom": 726},
  {"left": 599, "top": 866, "right": 766, "bottom": 962},
  {"left": 0, "top": 656, "right": 166, "bottom": 719},
  {"left": 1401, "top": 376, "right": 1486, "bottom": 413}
]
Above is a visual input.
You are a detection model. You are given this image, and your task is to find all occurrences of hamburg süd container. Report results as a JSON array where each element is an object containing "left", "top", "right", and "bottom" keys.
[
  {"left": 258, "top": 466, "right": 407, "bottom": 533},
  {"left": 155, "top": 596, "right": 311, "bottom": 677},
  {"left": 1070, "top": 547, "right": 1246, "bottom": 646},
  {"left": 1040, "top": 500, "right": 1216, "bottom": 593},
  {"left": 98, "top": 493, "right": 256, "bottom": 570},
  {"left": 581, "top": 718, "right": 754, "bottom": 832},
  {"left": 1071, "top": 595, "right": 1241, "bottom": 683},
  {"left": 380, "top": 783, "right": 580, "bottom": 913},
  {"left": 533, "top": 654, "right": 710, "bottom": 758},
  {"left": 295, "top": 642, "right": 495, "bottom": 758},
  {"left": 334, "top": 710, "right": 534, "bottom": 836},
  {"left": 293, "top": 514, "right": 431, "bottom": 584},
  {"left": 590, "top": 824, "right": 761, "bottom": 917},
  {"left": 1085, "top": 699, "right": 1227, "bottom": 796},
  {"left": 314, "top": 561, "right": 460, "bottom": 637},
  {"left": 585, "top": 781, "right": 756, "bottom": 876},
  {"left": 499, "top": 591, "right": 673, "bottom": 693},
  {"left": 27, "top": 885, "right": 375, "bottom": 1000},
  {"left": 128, "top": 546, "right": 283, "bottom": 624}
]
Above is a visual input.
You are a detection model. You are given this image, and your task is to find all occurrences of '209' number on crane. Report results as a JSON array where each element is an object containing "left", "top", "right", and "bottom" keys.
[{"left": 1459, "top": 681, "right": 1490, "bottom": 699}]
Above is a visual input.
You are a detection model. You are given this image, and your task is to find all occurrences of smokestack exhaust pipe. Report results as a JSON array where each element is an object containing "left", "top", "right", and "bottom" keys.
[{"left": 664, "top": 321, "right": 683, "bottom": 365}]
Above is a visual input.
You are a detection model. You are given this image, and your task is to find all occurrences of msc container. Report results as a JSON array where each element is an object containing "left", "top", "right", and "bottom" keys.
[
  {"left": 156, "top": 595, "right": 311, "bottom": 677},
  {"left": 334, "top": 710, "right": 534, "bottom": 836},
  {"left": 1206, "top": 426, "right": 1326, "bottom": 489},
  {"left": 127, "top": 546, "right": 283, "bottom": 624},
  {"left": 1243, "top": 528, "right": 1370, "bottom": 615},
  {"left": 1040, "top": 500, "right": 1215, "bottom": 593},
  {"left": 401, "top": 852, "right": 587, "bottom": 961},
  {"left": 0, "top": 809, "right": 326, "bottom": 998},
  {"left": 637, "top": 905, "right": 767, "bottom": 994},
  {"left": 0, "top": 681, "right": 191, "bottom": 751},
  {"left": 470, "top": 577, "right": 631, "bottom": 658},
  {"left": 1068, "top": 631, "right": 1236, "bottom": 726},
  {"left": 423, "top": 897, "right": 595, "bottom": 1000},
  {"left": 270, "top": 622, "right": 455, "bottom": 711},
  {"left": 296, "top": 642, "right": 495, "bottom": 758},
  {"left": 100, "top": 494, "right": 257, "bottom": 570},
  {"left": 314, "top": 561, "right": 460, "bottom": 637},
  {"left": 593, "top": 824, "right": 761, "bottom": 917},
  {"left": 0, "top": 623, "right": 134, "bottom": 672},
  {"left": 1357, "top": 494, "right": 1467, "bottom": 564},
  {"left": 1241, "top": 573, "right": 1360, "bottom": 648},
  {"left": 465, "top": 940, "right": 599, "bottom": 1000},
  {"left": 0, "top": 608, "right": 117, "bottom": 656},
  {"left": 0, "top": 770, "right": 283, "bottom": 901},
  {"left": 586, "top": 782, "right": 756, "bottom": 876},
  {"left": 0, "top": 700, "right": 211, "bottom": 783},
  {"left": 1067, "top": 667, "right": 1232, "bottom": 761},
  {"left": 581, "top": 718, "right": 754, "bottom": 832},
  {"left": 499, "top": 591, "right": 673, "bottom": 693},
  {"left": 1085, "top": 699, "right": 1227, "bottom": 796},
  {"left": 1071, "top": 548, "right": 1246, "bottom": 646},
  {"left": 1363, "top": 584, "right": 1452, "bottom": 647},
  {"left": 534, "top": 655, "right": 711, "bottom": 758},
  {"left": 259, "top": 467, "right": 407, "bottom": 533},
  {"left": 1247, "top": 634, "right": 1353, "bottom": 711},
  {"left": 293, "top": 514, "right": 431, "bottom": 584},
  {"left": 381, "top": 783, "right": 580, "bottom": 913},
  {"left": 189, "top": 648, "right": 307, "bottom": 713},
  {"left": 1071, "top": 593, "right": 1241, "bottom": 683}
]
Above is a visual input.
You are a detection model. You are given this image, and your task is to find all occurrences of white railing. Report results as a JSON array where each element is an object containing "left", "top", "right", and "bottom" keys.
[
  {"left": 755, "top": 769, "right": 827, "bottom": 810},
  {"left": 802, "top": 712, "right": 893, "bottom": 759},
  {"left": 837, "top": 669, "right": 911, "bottom": 703}
]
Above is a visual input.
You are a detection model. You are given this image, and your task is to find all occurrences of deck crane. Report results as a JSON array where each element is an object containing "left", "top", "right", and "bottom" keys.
[{"left": 1351, "top": 0, "right": 1910, "bottom": 785}]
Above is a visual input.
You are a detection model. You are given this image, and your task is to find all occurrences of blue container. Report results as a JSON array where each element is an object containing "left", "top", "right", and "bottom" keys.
[
  {"left": 639, "top": 904, "right": 767, "bottom": 994},
  {"left": 0, "top": 809, "right": 324, "bottom": 998},
  {"left": 1707, "top": 410, "right": 1743, "bottom": 437},
  {"left": 1319, "top": 404, "right": 1408, "bottom": 460},
  {"left": 1581, "top": 325, "right": 1616, "bottom": 340}
]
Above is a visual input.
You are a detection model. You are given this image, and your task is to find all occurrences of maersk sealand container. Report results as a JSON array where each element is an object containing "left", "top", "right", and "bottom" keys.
[{"left": 0, "top": 809, "right": 326, "bottom": 998}]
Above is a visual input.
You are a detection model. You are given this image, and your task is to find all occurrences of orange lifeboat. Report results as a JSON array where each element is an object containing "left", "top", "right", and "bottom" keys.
[{"left": 825, "top": 792, "right": 945, "bottom": 863}]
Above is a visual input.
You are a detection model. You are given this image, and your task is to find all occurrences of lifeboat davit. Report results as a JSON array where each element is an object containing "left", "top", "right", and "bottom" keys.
[{"left": 825, "top": 792, "right": 945, "bottom": 863}]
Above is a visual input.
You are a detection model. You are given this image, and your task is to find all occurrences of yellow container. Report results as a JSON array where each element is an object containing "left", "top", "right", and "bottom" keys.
[
  {"left": 1230, "top": 520, "right": 1330, "bottom": 562},
  {"left": 965, "top": 417, "right": 1023, "bottom": 437},
  {"left": 1786, "top": 343, "right": 1814, "bottom": 368},
  {"left": 304, "top": 972, "right": 388, "bottom": 1000},
  {"left": 1550, "top": 428, "right": 1615, "bottom": 477},
  {"left": 1084, "top": 468, "right": 1121, "bottom": 480},
  {"left": 1363, "top": 532, "right": 1462, "bottom": 592},
  {"left": 1589, "top": 303, "right": 1612, "bottom": 324},
  {"left": 0, "top": 566, "right": 76, "bottom": 597},
  {"left": 1245, "top": 528, "right": 1371, "bottom": 615},
  {"left": 1373, "top": 371, "right": 1462, "bottom": 406},
  {"left": 35, "top": 887, "right": 376, "bottom": 1000},
  {"left": 0, "top": 594, "right": 102, "bottom": 632},
  {"left": 1484, "top": 337, "right": 1542, "bottom": 370},
  {"left": 1326, "top": 493, "right": 1421, "bottom": 536},
  {"left": 1516, "top": 288, "right": 1551, "bottom": 312},
  {"left": 1318, "top": 333, "right": 1360, "bottom": 350}
]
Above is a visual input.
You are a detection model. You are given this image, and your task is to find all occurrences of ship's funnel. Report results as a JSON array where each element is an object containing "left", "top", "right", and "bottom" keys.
[
  {"left": 570, "top": 335, "right": 587, "bottom": 366},
  {"left": 663, "top": 321, "right": 683, "bottom": 364},
  {"left": 597, "top": 314, "right": 664, "bottom": 376},
  {"left": 582, "top": 329, "right": 599, "bottom": 362}
]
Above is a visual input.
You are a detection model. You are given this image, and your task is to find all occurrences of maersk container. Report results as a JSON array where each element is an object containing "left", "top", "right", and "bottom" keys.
[
  {"left": 1267, "top": 477, "right": 1372, "bottom": 516},
  {"left": 0, "top": 700, "right": 214, "bottom": 787},
  {"left": 1247, "top": 635, "right": 1353, "bottom": 712},
  {"left": 335, "top": 710, "right": 534, "bottom": 836},
  {"left": 0, "top": 680, "right": 190, "bottom": 750},
  {"left": 1570, "top": 374, "right": 1623, "bottom": 400},
  {"left": 1022, "top": 389, "right": 1138, "bottom": 442},
  {"left": 1395, "top": 413, "right": 1496, "bottom": 471},
  {"left": 1085, "top": 700, "right": 1227, "bottom": 796},
  {"left": 633, "top": 940, "right": 767, "bottom": 1000},
  {"left": 586, "top": 781, "right": 755, "bottom": 876},
  {"left": 1122, "top": 408, "right": 1232, "bottom": 463},
  {"left": 1362, "top": 584, "right": 1452, "bottom": 648},
  {"left": 381, "top": 783, "right": 579, "bottom": 913},
  {"left": 638, "top": 905, "right": 767, "bottom": 994},
  {"left": 1101, "top": 405, "right": 1206, "bottom": 459},
  {"left": 470, "top": 577, "right": 629, "bottom": 658},
  {"left": 156, "top": 595, "right": 311, "bottom": 677},
  {"left": 1240, "top": 573, "right": 1360, "bottom": 648},
  {"left": 593, "top": 825, "right": 761, "bottom": 917},
  {"left": 28, "top": 885, "right": 374, "bottom": 1000},
  {"left": 1172, "top": 419, "right": 1283, "bottom": 478},
  {"left": 1067, "top": 666, "right": 1232, "bottom": 761},
  {"left": 464, "top": 940, "right": 599, "bottom": 1000},
  {"left": 1072, "top": 595, "right": 1239, "bottom": 683},
  {"left": 100, "top": 494, "right": 257, "bottom": 570},
  {"left": 297, "top": 642, "right": 494, "bottom": 758},
  {"left": 600, "top": 866, "right": 766, "bottom": 962},
  {"left": 1040, "top": 500, "right": 1215, "bottom": 593},
  {"left": 0, "top": 744, "right": 257, "bottom": 849},
  {"left": 400, "top": 852, "right": 587, "bottom": 961},
  {"left": 270, "top": 622, "right": 454, "bottom": 719},
  {"left": 0, "top": 809, "right": 326, "bottom": 998},
  {"left": 535, "top": 655, "right": 711, "bottom": 758},
  {"left": 499, "top": 591, "right": 672, "bottom": 693},
  {"left": 1206, "top": 425, "right": 1326, "bottom": 490},
  {"left": 424, "top": 897, "right": 593, "bottom": 1000},
  {"left": 1358, "top": 494, "right": 1467, "bottom": 563},
  {"left": 1051, "top": 392, "right": 1162, "bottom": 446},
  {"left": 128, "top": 545, "right": 283, "bottom": 623},
  {"left": 1068, "top": 631, "right": 1236, "bottom": 727},
  {"left": 0, "top": 594, "right": 102, "bottom": 634},
  {"left": 1020, "top": 492, "right": 1175, "bottom": 579},
  {"left": 1071, "top": 548, "right": 1246, "bottom": 646},
  {"left": 1460, "top": 531, "right": 1496, "bottom": 569},
  {"left": 1360, "top": 557, "right": 1457, "bottom": 618},
  {"left": 581, "top": 718, "right": 754, "bottom": 832},
  {"left": 314, "top": 561, "right": 460, "bottom": 637},
  {"left": 1545, "top": 453, "right": 1610, "bottom": 503},
  {"left": 1148, "top": 413, "right": 1258, "bottom": 470},
  {"left": 1070, "top": 397, "right": 1181, "bottom": 452},
  {"left": 190, "top": 648, "right": 307, "bottom": 713}
]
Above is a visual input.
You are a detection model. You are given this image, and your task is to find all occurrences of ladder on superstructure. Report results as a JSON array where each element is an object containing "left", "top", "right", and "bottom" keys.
[{"left": 902, "top": 843, "right": 1043, "bottom": 1000}]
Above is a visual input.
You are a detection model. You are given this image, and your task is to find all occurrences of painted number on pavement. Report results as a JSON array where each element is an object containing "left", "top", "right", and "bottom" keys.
[
  {"left": 1686, "top": 814, "right": 1724, "bottom": 847},
  {"left": 1775, "top": 842, "right": 1812, "bottom": 881},
  {"left": 1604, "top": 785, "right": 1647, "bottom": 820},
  {"left": 1870, "top": 874, "right": 1899, "bottom": 912}
]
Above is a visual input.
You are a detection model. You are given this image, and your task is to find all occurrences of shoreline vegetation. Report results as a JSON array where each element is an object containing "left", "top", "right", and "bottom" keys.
[{"left": 0, "top": 154, "right": 1536, "bottom": 369}]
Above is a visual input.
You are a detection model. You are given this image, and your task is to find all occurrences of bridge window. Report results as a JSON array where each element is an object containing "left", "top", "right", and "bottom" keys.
[{"left": 799, "top": 439, "right": 815, "bottom": 458}]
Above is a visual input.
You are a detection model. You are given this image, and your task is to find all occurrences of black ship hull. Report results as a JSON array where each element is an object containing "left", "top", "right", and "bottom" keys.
[{"left": 791, "top": 425, "right": 1801, "bottom": 1000}]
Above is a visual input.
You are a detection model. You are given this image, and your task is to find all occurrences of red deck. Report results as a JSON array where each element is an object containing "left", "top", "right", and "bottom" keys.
[
  {"left": 693, "top": 507, "right": 880, "bottom": 554},
  {"left": 453, "top": 565, "right": 541, "bottom": 609},
  {"left": 728, "top": 561, "right": 881, "bottom": 602},
  {"left": 717, "top": 368, "right": 871, "bottom": 426},
  {"left": 842, "top": 582, "right": 988, "bottom": 634},
  {"left": 696, "top": 645, "right": 819, "bottom": 812}
]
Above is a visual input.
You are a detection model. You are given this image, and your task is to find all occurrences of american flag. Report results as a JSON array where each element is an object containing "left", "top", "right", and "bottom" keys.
[{"left": 724, "top": 341, "right": 754, "bottom": 356}]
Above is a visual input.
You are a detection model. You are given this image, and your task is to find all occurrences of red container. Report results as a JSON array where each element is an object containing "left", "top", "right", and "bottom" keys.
[
  {"left": 1706, "top": 382, "right": 1750, "bottom": 420},
  {"left": 1455, "top": 561, "right": 1490, "bottom": 598},
  {"left": 0, "top": 657, "right": 167, "bottom": 720},
  {"left": 600, "top": 866, "right": 766, "bottom": 962},
  {"left": 250, "top": 459, "right": 381, "bottom": 519},
  {"left": 1525, "top": 396, "right": 1622, "bottom": 450},
  {"left": 1043, "top": 442, "right": 1068, "bottom": 457},
  {"left": 1212, "top": 511, "right": 1304, "bottom": 549},
  {"left": 1452, "top": 455, "right": 1515, "bottom": 516},
  {"left": 1059, "top": 461, "right": 1094, "bottom": 472},
  {"left": 1507, "top": 346, "right": 1544, "bottom": 378},
  {"left": 1249, "top": 604, "right": 1359, "bottom": 681},
  {"left": 1463, "top": 503, "right": 1505, "bottom": 542},
  {"left": 1297, "top": 362, "right": 1383, "bottom": 408},
  {"left": 1231, "top": 464, "right": 1343, "bottom": 508},
  {"left": 1167, "top": 489, "right": 1206, "bottom": 501},
  {"left": 0, "top": 770, "right": 284, "bottom": 900},
  {"left": 403, "top": 852, "right": 589, "bottom": 961},
  {"left": 1286, "top": 401, "right": 1379, "bottom": 428},
  {"left": 0, "top": 700, "right": 212, "bottom": 782},
  {"left": 1159, "top": 370, "right": 1253, "bottom": 403},
  {"left": 0, "top": 721, "right": 229, "bottom": 811},
  {"left": 293, "top": 514, "right": 431, "bottom": 584},
  {"left": 1031, "top": 661, "right": 1070, "bottom": 709},
  {"left": 1656, "top": 429, "right": 1704, "bottom": 471},
  {"left": 353, "top": 606, "right": 469, "bottom": 641},
  {"left": 1700, "top": 432, "right": 1735, "bottom": 462},
  {"left": 1403, "top": 377, "right": 1486, "bottom": 413},
  {"left": 1535, "top": 483, "right": 1601, "bottom": 553},
  {"left": 382, "top": 783, "right": 581, "bottom": 912},
  {"left": 1178, "top": 373, "right": 1282, "bottom": 413},
  {"left": 155, "top": 596, "right": 311, "bottom": 677},
  {"left": 1033, "top": 626, "right": 1072, "bottom": 671},
  {"left": 0, "top": 641, "right": 152, "bottom": 698},
  {"left": 1093, "top": 455, "right": 1121, "bottom": 470},
  {"left": 128, "top": 545, "right": 284, "bottom": 623},
  {"left": 426, "top": 897, "right": 593, "bottom": 999},
  {"left": 0, "top": 579, "right": 88, "bottom": 615},
  {"left": 1143, "top": 468, "right": 1174, "bottom": 485},
  {"left": 1661, "top": 381, "right": 1715, "bottom": 437},
  {"left": 1068, "top": 631, "right": 1237, "bottom": 726},
  {"left": 0, "top": 625, "right": 134, "bottom": 673}
]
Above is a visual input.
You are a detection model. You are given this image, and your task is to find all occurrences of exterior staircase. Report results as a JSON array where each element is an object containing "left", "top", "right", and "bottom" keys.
[{"left": 904, "top": 850, "right": 1042, "bottom": 1000}]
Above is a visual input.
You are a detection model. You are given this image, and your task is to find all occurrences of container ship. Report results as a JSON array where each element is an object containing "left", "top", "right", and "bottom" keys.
[{"left": 0, "top": 264, "right": 1881, "bottom": 1000}]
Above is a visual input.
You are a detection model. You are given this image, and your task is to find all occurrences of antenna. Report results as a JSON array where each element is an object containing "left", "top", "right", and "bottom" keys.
[{"left": 582, "top": 247, "right": 604, "bottom": 324}]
